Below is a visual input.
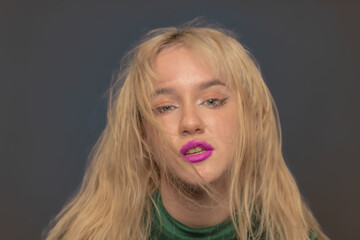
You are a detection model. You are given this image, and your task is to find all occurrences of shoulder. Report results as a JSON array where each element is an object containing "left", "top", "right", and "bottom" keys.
[{"left": 310, "top": 231, "right": 318, "bottom": 240}]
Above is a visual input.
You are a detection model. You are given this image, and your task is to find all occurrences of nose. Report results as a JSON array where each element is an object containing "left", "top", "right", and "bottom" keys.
[{"left": 179, "top": 104, "right": 205, "bottom": 136}]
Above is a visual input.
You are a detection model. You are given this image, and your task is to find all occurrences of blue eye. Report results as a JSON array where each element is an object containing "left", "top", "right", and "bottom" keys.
[
  {"left": 204, "top": 99, "right": 220, "bottom": 106},
  {"left": 202, "top": 98, "right": 228, "bottom": 108},
  {"left": 154, "top": 105, "right": 177, "bottom": 114}
]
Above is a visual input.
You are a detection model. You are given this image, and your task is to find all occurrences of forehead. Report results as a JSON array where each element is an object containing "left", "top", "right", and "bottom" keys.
[
  {"left": 151, "top": 46, "right": 230, "bottom": 95},
  {"left": 151, "top": 79, "right": 227, "bottom": 98},
  {"left": 154, "top": 46, "right": 209, "bottom": 78}
]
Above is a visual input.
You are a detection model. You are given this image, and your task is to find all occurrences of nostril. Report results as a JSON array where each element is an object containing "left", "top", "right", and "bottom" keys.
[
  {"left": 194, "top": 128, "right": 203, "bottom": 134},
  {"left": 181, "top": 127, "right": 203, "bottom": 135},
  {"left": 179, "top": 109, "right": 205, "bottom": 135}
]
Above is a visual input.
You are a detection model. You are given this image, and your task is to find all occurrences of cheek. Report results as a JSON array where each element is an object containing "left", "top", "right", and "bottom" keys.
[
  {"left": 155, "top": 113, "right": 180, "bottom": 135},
  {"left": 209, "top": 109, "right": 238, "bottom": 141},
  {"left": 213, "top": 120, "right": 237, "bottom": 143}
]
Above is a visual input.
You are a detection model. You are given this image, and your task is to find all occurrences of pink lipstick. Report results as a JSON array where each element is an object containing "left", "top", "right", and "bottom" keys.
[{"left": 180, "top": 140, "right": 214, "bottom": 163}]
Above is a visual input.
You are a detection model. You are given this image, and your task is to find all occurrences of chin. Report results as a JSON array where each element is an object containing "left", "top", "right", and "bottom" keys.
[{"left": 179, "top": 169, "right": 224, "bottom": 186}]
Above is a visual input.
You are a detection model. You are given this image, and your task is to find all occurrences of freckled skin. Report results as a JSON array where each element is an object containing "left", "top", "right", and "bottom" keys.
[{"left": 152, "top": 46, "right": 238, "bottom": 185}]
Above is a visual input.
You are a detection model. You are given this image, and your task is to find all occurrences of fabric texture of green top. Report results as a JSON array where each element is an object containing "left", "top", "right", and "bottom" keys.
[
  {"left": 149, "top": 191, "right": 318, "bottom": 240},
  {"left": 150, "top": 191, "right": 237, "bottom": 240}
]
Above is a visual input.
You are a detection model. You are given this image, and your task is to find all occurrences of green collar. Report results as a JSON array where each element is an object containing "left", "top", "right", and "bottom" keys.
[
  {"left": 149, "top": 191, "right": 318, "bottom": 240},
  {"left": 150, "top": 191, "right": 237, "bottom": 240}
]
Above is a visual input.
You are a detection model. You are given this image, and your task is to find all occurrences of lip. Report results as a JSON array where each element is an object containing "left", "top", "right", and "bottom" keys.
[{"left": 180, "top": 140, "right": 214, "bottom": 163}]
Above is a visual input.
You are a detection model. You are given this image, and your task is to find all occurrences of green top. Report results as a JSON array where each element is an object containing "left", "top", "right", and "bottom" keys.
[
  {"left": 150, "top": 191, "right": 317, "bottom": 240},
  {"left": 150, "top": 191, "right": 237, "bottom": 240}
]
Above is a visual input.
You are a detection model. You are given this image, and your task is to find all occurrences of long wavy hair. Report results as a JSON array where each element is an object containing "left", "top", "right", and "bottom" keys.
[{"left": 45, "top": 22, "right": 328, "bottom": 240}]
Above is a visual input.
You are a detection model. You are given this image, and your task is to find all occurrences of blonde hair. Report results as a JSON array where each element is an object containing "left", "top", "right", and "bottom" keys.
[{"left": 45, "top": 22, "right": 328, "bottom": 240}]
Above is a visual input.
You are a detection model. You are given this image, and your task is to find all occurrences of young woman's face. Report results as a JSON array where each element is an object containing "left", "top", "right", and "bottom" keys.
[{"left": 151, "top": 46, "right": 238, "bottom": 185}]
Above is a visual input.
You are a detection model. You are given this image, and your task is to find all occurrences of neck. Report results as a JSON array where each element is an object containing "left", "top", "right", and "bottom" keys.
[{"left": 160, "top": 179, "right": 230, "bottom": 228}]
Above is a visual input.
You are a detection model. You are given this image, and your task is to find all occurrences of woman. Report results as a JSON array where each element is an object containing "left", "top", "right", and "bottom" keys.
[{"left": 45, "top": 23, "right": 328, "bottom": 239}]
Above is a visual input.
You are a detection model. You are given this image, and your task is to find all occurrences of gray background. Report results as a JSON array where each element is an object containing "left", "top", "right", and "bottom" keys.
[{"left": 1, "top": 1, "right": 359, "bottom": 239}]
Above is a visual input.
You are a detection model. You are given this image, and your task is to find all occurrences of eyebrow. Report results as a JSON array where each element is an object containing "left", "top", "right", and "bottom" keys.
[
  {"left": 198, "top": 79, "right": 226, "bottom": 90},
  {"left": 152, "top": 87, "right": 176, "bottom": 97},
  {"left": 151, "top": 79, "right": 227, "bottom": 98}
]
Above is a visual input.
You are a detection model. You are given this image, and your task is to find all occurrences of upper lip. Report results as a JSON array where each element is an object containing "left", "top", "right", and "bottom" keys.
[{"left": 179, "top": 140, "right": 214, "bottom": 156}]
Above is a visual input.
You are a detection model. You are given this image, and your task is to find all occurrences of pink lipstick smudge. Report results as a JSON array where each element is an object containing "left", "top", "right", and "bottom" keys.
[{"left": 180, "top": 140, "right": 214, "bottom": 163}]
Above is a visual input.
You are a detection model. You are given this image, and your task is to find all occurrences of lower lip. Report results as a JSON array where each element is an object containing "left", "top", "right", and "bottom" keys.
[{"left": 184, "top": 150, "right": 213, "bottom": 163}]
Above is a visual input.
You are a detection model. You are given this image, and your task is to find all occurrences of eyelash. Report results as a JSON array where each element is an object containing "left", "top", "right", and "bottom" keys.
[
  {"left": 154, "top": 105, "right": 179, "bottom": 114},
  {"left": 201, "top": 97, "right": 229, "bottom": 108},
  {"left": 154, "top": 97, "right": 229, "bottom": 115}
]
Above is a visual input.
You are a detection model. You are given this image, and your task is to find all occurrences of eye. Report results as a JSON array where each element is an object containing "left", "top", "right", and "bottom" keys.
[
  {"left": 154, "top": 105, "right": 178, "bottom": 114},
  {"left": 203, "top": 99, "right": 220, "bottom": 106},
  {"left": 201, "top": 97, "right": 229, "bottom": 108}
]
